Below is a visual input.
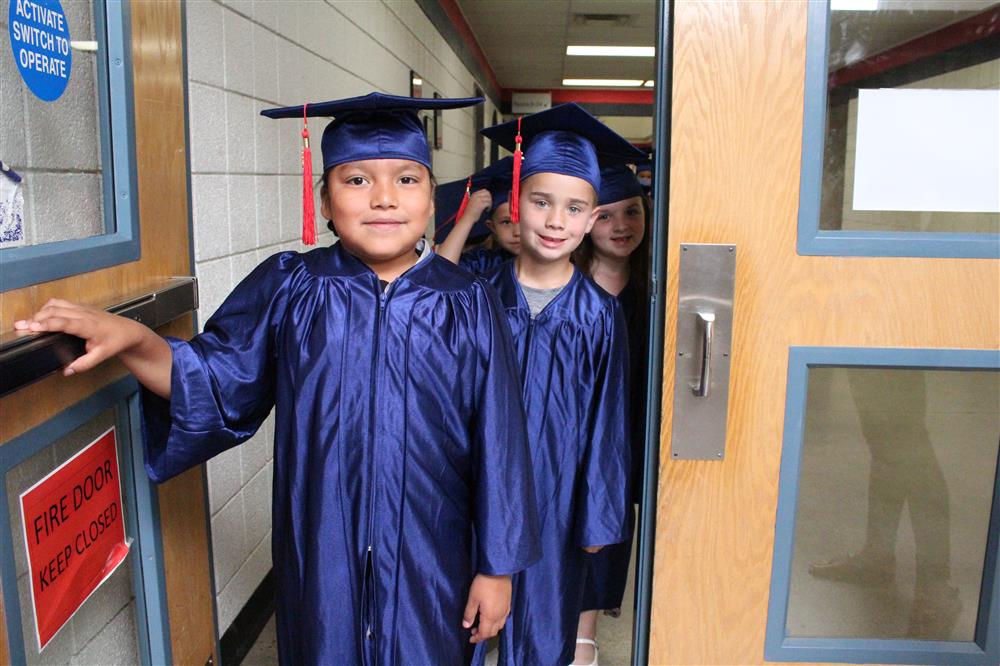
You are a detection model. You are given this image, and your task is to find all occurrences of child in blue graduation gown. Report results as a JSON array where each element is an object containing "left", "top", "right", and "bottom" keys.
[
  {"left": 574, "top": 166, "right": 651, "bottom": 664},
  {"left": 478, "top": 104, "right": 646, "bottom": 666},
  {"left": 435, "top": 157, "right": 520, "bottom": 275},
  {"left": 14, "top": 93, "right": 540, "bottom": 666}
]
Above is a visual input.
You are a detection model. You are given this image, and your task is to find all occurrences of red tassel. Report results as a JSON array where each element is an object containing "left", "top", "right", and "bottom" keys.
[
  {"left": 510, "top": 117, "right": 523, "bottom": 224},
  {"left": 436, "top": 213, "right": 458, "bottom": 237},
  {"left": 455, "top": 177, "right": 472, "bottom": 221},
  {"left": 301, "top": 104, "right": 317, "bottom": 245}
]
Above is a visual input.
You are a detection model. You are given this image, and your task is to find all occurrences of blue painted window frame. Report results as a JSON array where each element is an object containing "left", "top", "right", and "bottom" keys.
[
  {"left": 0, "top": 378, "right": 171, "bottom": 664},
  {"left": 765, "top": 346, "right": 1000, "bottom": 664},
  {"left": 796, "top": 1, "right": 1000, "bottom": 259},
  {"left": 0, "top": 0, "right": 140, "bottom": 292}
]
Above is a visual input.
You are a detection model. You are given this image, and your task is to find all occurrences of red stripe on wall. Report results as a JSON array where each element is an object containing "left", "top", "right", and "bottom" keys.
[
  {"left": 830, "top": 7, "right": 1000, "bottom": 89},
  {"left": 436, "top": 0, "right": 503, "bottom": 95},
  {"left": 503, "top": 88, "right": 655, "bottom": 105}
]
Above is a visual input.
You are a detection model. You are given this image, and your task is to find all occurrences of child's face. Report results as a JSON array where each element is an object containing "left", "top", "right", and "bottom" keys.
[
  {"left": 485, "top": 202, "right": 520, "bottom": 255},
  {"left": 321, "top": 159, "right": 433, "bottom": 268},
  {"left": 590, "top": 195, "right": 645, "bottom": 260},
  {"left": 517, "top": 172, "right": 598, "bottom": 265}
]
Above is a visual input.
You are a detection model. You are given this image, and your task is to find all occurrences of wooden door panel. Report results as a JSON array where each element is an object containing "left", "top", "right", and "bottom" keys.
[
  {"left": 0, "top": 2, "right": 213, "bottom": 663},
  {"left": 649, "top": 2, "right": 999, "bottom": 664}
]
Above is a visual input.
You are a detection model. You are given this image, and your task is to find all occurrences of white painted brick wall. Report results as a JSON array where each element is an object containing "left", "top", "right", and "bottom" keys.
[{"left": 186, "top": 0, "right": 497, "bottom": 635}]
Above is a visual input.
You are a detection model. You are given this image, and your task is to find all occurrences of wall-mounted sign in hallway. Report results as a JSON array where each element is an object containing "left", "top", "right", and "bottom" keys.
[
  {"left": 8, "top": 0, "right": 72, "bottom": 102},
  {"left": 19, "top": 427, "right": 130, "bottom": 651}
]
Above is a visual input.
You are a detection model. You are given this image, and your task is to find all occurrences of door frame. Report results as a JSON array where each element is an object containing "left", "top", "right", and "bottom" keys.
[
  {"left": 0, "top": 0, "right": 141, "bottom": 292},
  {"left": 765, "top": 347, "right": 1000, "bottom": 665},
  {"left": 797, "top": 1, "right": 1000, "bottom": 259},
  {"left": 633, "top": 0, "right": 675, "bottom": 663}
]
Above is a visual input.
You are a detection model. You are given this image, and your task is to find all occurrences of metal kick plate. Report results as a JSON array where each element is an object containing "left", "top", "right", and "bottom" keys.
[{"left": 671, "top": 244, "right": 736, "bottom": 460}]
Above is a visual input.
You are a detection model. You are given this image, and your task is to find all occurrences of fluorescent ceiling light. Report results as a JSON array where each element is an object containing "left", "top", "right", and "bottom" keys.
[
  {"left": 562, "top": 78, "right": 645, "bottom": 87},
  {"left": 566, "top": 45, "right": 655, "bottom": 57},
  {"left": 643, "top": 80, "right": 654, "bottom": 87},
  {"left": 830, "top": 0, "right": 879, "bottom": 10}
]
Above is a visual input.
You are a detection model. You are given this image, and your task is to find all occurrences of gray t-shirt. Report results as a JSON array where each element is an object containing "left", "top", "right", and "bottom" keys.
[{"left": 521, "top": 283, "right": 565, "bottom": 318}]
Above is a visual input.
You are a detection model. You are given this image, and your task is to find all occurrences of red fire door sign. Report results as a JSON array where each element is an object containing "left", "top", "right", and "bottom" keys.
[{"left": 19, "top": 427, "right": 131, "bottom": 651}]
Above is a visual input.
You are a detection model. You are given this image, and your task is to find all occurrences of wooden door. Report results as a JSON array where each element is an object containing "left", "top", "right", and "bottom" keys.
[
  {"left": 647, "top": 1, "right": 1000, "bottom": 664},
  {"left": 0, "top": 2, "right": 214, "bottom": 664}
]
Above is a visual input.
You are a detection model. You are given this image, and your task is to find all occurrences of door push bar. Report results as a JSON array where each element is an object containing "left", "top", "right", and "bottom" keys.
[{"left": 0, "top": 277, "right": 198, "bottom": 398}]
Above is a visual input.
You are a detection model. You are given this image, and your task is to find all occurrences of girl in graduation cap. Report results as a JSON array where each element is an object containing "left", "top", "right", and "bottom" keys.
[
  {"left": 435, "top": 156, "right": 521, "bottom": 276},
  {"left": 573, "top": 165, "right": 651, "bottom": 666},
  {"left": 478, "top": 104, "right": 645, "bottom": 666},
  {"left": 14, "top": 93, "right": 541, "bottom": 666}
]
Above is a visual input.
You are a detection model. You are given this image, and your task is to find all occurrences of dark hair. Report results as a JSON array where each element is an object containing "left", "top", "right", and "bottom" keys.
[
  {"left": 478, "top": 205, "right": 510, "bottom": 251},
  {"left": 572, "top": 195, "right": 651, "bottom": 298}
]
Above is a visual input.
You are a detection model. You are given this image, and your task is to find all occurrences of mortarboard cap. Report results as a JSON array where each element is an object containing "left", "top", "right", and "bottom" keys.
[
  {"left": 480, "top": 103, "right": 646, "bottom": 222},
  {"left": 636, "top": 153, "right": 655, "bottom": 194},
  {"left": 597, "top": 165, "right": 645, "bottom": 206},
  {"left": 433, "top": 157, "right": 514, "bottom": 244},
  {"left": 261, "top": 92, "right": 483, "bottom": 244}
]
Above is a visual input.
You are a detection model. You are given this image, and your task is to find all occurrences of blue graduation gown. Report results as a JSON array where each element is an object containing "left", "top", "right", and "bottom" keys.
[
  {"left": 484, "top": 263, "right": 631, "bottom": 666},
  {"left": 459, "top": 247, "right": 514, "bottom": 276},
  {"left": 140, "top": 242, "right": 540, "bottom": 665},
  {"left": 582, "top": 278, "right": 649, "bottom": 611}
]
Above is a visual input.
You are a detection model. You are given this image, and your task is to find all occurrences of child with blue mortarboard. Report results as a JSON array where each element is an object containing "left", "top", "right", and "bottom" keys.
[
  {"left": 14, "top": 93, "right": 541, "bottom": 665},
  {"left": 478, "top": 104, "right": 645, "bottom": 666},
  {"left": 574, "top": 165, "right": 652, "bottom": 665},
  {"left": 435, "top": 156, "right": 520, "bottom": 275}
]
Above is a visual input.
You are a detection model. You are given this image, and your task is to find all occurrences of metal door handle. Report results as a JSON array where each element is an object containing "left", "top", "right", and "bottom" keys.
[
  {"left": 672, "top": 244, "right": 735, "bottom": 460},
  {"left": 693, "top": 311, "right": 715, "bottom": 397}
]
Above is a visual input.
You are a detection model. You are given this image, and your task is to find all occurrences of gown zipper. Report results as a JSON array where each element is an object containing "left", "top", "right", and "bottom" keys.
[
  {"left": 363, "top": 282, "right": 390, "bottom": 664},
  {"left": 359, "top": 248, "right": 426, "bottom": 662}
]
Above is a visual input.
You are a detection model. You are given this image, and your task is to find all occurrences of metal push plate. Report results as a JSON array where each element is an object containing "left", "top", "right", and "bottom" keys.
[{"left": 671, "top": 244, "right": 736, "bottom": 460}]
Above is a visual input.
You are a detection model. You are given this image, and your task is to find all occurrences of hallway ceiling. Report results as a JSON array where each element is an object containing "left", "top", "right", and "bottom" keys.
[{"left": 453, "top": 0, "right": 657, "bottom": 90}]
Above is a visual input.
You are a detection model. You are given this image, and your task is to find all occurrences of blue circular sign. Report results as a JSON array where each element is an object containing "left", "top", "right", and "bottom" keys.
[{"left": 8, "top": 0, "right": 72, "bottom": 103}]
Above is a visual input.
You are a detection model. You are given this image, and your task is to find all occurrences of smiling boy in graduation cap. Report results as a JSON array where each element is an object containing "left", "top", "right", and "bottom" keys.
[
  {"left": 14, "top": 93, "right": 541, "bottom": 665},
  {"left": 479, "top": 103, "right": 645, "bottom": 666}
]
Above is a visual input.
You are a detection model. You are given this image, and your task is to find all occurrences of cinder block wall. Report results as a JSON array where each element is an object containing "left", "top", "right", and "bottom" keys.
[{"left": 185, "top": 0, "right": 498, "bottom": 635}]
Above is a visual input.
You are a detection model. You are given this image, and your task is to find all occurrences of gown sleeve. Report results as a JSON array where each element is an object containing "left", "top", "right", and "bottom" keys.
[
  {"left": 140, "top": 252, "right": 296, "bottom": 482},
  {"left": 574, "top": 300, "right": 632, "bottom": 548},
  {"left": 470, "top": 280, "right": 541, "bottom": 575}
]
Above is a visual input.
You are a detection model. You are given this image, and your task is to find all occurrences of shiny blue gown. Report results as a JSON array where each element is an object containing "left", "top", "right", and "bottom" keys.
[
  {"left": 582, "top": 278, "right": 650, "bottom": 612},
  {"left": 141, "top": 242, "right": 540, "bottom": 665},
  {"left": 484, "top": 263, "right": 631, "bottom": 666},
  {"left": 459, "top": 247, "right": 514, "bottom": 277}
]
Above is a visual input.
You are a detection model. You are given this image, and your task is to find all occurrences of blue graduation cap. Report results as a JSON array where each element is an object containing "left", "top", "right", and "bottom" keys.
[
  {"left": 635, "top": 153, "right": 654, "bottom": 195},
  {"left": 480, "top": 103, "right": 646, "bottom": 222},
  {"left": 433, "top": 157, "right": 514, "bottom": 244},
  {"left": 261, "top": 92, "right": 482, "bottom": 244},
  {"left": 597, "top": 165, "right": 645, "bottom": 206}
]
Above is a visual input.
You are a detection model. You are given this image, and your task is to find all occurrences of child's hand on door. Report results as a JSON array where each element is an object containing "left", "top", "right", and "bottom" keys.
[{"left": 14, "top": 299, "right": 173, "bottom": 397}]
